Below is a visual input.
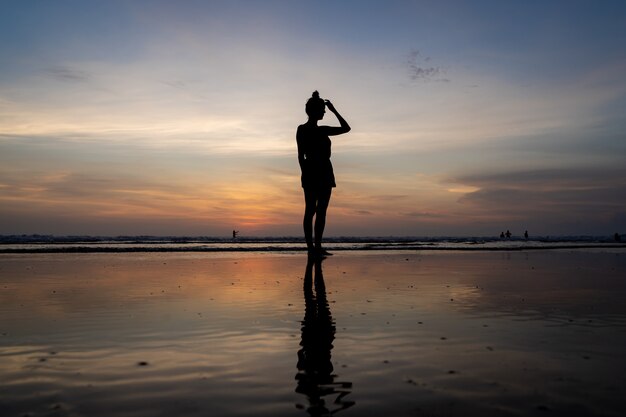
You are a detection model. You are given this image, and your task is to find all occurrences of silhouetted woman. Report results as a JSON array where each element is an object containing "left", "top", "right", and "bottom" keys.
[{"left": 297, "top": 91, "right": 351, "bottom": 257}]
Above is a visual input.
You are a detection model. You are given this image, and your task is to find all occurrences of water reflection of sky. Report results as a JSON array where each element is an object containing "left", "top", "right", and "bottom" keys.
[{"left": 1, "top": 251, "right": 625, "bottom": 416}]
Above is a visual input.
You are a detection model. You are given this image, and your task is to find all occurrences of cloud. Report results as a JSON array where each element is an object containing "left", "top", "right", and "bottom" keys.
[
  {"left": 454, "top": 167, "right": 626, "bottom": 190},
  {"left": 371, "top": 194, "right": 410, "bottom": 201},
  {"left": 452, "top": 167, "right": 626, "bottom": 233},
  {"left": 405, "top": 49, "right": 449, "bottom": 83},
  {"left": 161, "top": 80, "right": 187, "bottom": 89},
  {"left": 403, "top": 211, "right": 447, "bottom": 219},
  {"left": 45, "top": 66, "right": 91, "bottom": 83},
  {"left": 0, "top": 138, "right": 306, "bottom": 235}
]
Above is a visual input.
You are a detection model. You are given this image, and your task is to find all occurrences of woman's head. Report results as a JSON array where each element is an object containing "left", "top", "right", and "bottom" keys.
[{"left": 305, "top": 91, "right": 325, "bottom": 120}]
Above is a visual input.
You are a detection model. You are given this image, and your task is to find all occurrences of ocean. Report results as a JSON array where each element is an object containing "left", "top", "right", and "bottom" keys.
[{"left": 1, "top": 234, "right": 624, "bottom": 253}]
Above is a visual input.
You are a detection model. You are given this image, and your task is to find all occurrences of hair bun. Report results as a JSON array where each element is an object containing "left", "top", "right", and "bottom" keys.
[{"left": 312, "top": 90, "right": 320, "bottom": 99}]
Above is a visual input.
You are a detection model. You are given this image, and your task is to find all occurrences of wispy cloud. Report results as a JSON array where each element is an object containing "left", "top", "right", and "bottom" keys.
[
  {"left": 405, "top": 49, "right": 449, "bottom": 83},
  {"left": 403, "top": 211, "right": 448, "bottom": 219},
  {"left": 44, "top": 66, "right": 91, "bottom": 83}
]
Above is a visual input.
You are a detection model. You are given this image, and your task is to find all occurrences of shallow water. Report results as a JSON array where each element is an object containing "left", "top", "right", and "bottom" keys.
[{"left": 1, "top": 250, "right": 625, "bottom": 416}]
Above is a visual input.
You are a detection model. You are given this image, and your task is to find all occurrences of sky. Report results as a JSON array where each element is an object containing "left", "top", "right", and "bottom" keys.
[{"left": 1, "top": 0, "right": 626, "bottom": 237}]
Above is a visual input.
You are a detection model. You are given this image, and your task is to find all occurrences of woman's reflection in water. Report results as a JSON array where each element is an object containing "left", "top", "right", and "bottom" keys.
[{"left": 295, "top": 258, "right": 354, "bottom": 416}]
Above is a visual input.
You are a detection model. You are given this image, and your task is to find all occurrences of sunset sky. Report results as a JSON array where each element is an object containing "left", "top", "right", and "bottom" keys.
[{"left": 1, "top": 1, "right": 625, "bottom": 237}]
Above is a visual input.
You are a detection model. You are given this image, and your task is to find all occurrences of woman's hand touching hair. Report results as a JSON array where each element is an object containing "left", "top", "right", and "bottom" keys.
[{"left": 324, "top": 100, "right": 337, "bottom": 113}]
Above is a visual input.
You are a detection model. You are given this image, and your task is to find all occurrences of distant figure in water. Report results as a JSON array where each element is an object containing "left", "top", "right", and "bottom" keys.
[
  {"left": 297, "top": 91, "right": 351, "bottom": 258},
  {"left": 505, "top": 230, "right": 512, "bottom": 239},
  {"left": 524, "top": 230, "right": 529, "bottom": 240},
  {"left": 232, "top": 230, "right": 239, "bottom": 239},
  {"left": 500, "top": 231, "right": 505, "bottom": 239}
]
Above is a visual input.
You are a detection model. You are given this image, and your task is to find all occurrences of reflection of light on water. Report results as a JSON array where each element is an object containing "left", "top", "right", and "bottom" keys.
[
  {"left": 0, "top": 251, "right": 625, "bottom": 416},
  {"left": 446, "top": 285, "right": 483, "bottom": 307}
]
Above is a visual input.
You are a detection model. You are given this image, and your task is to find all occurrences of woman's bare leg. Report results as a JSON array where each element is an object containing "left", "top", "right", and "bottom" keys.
[
  {"left": 303, "top": 189, "right": 317, "bottom": 252},
  {"left": 314, "top": 188, "right": 332, "bottom": 253}
]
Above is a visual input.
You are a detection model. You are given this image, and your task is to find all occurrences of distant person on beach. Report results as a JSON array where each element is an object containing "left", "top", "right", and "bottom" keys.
[
  {"left": 232, "top": 230, "right": 239, "bottom": 239},
  {"left": 500, "top": 232, "right": 505, "bottom": 239},
  {"left": 505, "top": 230, "right": 511, "bottom": 239},
  {"left": 524, "top": 230, "right": 529, "bottom": 240},
  {"left": 297, "top": 91, "right": 351, "bottom": 258}
]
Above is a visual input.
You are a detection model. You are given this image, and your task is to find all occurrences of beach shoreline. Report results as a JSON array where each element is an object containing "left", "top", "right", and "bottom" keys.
[{"left": 1, "top": 238, "right": 624, "bottom": 254}]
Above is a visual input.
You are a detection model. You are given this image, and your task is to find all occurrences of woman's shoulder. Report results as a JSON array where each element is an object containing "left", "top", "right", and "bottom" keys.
[{"left": 297, "top": 123, "right": 316, "bottom": 138}]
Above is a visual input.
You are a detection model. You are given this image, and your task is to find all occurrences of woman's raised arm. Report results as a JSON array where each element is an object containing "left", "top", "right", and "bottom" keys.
[{"left": 321, "top": 100, "right": 351, "bottom": 136}]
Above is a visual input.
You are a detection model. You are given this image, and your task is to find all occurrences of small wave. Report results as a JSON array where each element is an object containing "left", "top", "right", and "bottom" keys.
[{"left": 0, "top": 237, "right": 624, "bottom": 254}]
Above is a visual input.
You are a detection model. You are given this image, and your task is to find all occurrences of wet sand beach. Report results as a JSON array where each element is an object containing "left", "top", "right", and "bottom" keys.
[{"left": 1, "top": 250, "right": 625, "bottom": 416}]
